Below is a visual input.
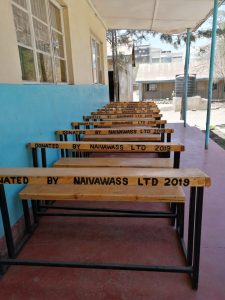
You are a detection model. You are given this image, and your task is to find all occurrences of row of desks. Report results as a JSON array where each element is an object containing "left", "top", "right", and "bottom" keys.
[{"left": 0, "top": 101, "right": 210, "bottom": 290}]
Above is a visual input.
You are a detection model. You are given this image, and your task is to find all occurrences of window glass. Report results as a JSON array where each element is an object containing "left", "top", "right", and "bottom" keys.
[
  {"left": 30, "top": 0, "right": 47, "bottom": 22},
  {"left": 152, "top": 57, "right": 160, "bottom": 63},
  {"left": 52, "top": 31, "right": 64, "bottom": 58},
  {"left": 33, "top": 19, "right": 51, "bottom": 53},
  {"left": 91, "top": 37, "right": 104, "bottom": 84},
  {"left": 55, "top": 58, "right": 67, "bottom": 82},
  {"left": 147, "top": 83, "right": 157, "bottom": 92},
  {"left": 50, "top": 2, "right": 62, "bottom": 32},
  {"left": 161, "top": 57, "right": 172, "bottom": 63},
  {"left": 19, "top": 46, "right": 36, "bottom": 80},
  {"left": 13, "top": 0, "right": 27, "bottom": 9},
  {"left": 12, "top": 6, "right": 32, "bottom": 47},
  {"left": 37, "top": 53, "right": 54, "bottom": 82},
  {"left": 92, "top": 39, "right": 97, "bottom": 83}
]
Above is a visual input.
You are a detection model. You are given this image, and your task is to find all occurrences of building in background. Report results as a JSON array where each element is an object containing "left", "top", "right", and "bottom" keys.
[
  {"left": 135, "top": 45, "right": 225, "bottom": 101},
  {"left": 135, "top": 45, "right": 183, "bottom": 64}
]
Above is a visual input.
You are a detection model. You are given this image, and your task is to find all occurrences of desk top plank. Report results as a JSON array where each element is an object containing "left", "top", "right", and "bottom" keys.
[
  {"left": 28, "top": 141, "right": 184, "bottom": 152},
  {"left": 56, "top": 127, "right": 174, "bottom": 135},
  {"left": 19, "top": 185, "right": 185, "bottom": 203},
  {"left": 105, "top": 102, "right": 156, "bottom": 107},
  {"left": 0, "top": 167, "right": 211, "bottom": 187},
  {"left": 53, "top": 157, "right": 173, "bottom": 168},
  {"left": 84, "top": 114, "right": 160, "bottom": 120},
  {"left": 72, "top": 120, "right": 166, "bottom": 127},
  {"left": 96, "top": 110, "right": 160, "bottom": 114}
]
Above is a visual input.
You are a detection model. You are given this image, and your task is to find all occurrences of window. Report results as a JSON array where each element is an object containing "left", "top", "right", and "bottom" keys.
[
  {"left": 151, "top": 57, "right": 160, "bottom": 63},
  {"left": 12, "top": 0, "right": 67, "bottom": 83},
  {"left": 91, "top": 36, "right": 104, "bottom": 84},
  {"left": 146, "top": 83, "right": 157, "bottom": 92},
  {"left": 213, "top": 83, "right": 217, "bottom": 90},
  {"left": 172, "top": 56, "right": 182, "bottom": 62},
  {"left": 161, "top": 57, "right": 172, "bottom": 63}
]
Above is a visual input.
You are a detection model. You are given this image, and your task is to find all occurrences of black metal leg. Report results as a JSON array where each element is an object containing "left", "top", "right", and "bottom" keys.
[
  {"left": 187, "top": 187, "right": 196, "bottom": 266},
  {"left": 176, "top": 203, "right": 184, "bottom": 239},
  {"left": 31, "top": 200, "right": 39, "bottom": 224},
  {"left": 192, "top": 187, "right": 204, "bottom": 290},
  {"left": 64, "top": 135, "right": 69, "bottom": 157},
  {"left": 22, "top": 200, "right": 32, "bottom": 233},
  {"left": 173, "top": 152, "right": 180, "bottom": 168},
  {"left": 167, "top": 133, "right": 171, "bottom": 142},
  {"left": 32, "top": 148, "right": 38, "bottom": 167},
  {"left": 0, "top": 185, "right": 15, "bottom": 258},
  {"left": 59, "top": 135, "right": 65, "bottom": 157},
  {"left": 171, "top": 203, "right": 176, "bottom": 226},
  {"left": 41, "top": 148, "right": 47, "bottom": 168}
]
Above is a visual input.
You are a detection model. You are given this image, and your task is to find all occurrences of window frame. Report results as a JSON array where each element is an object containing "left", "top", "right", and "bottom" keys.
[
  {"left": 146, "top": 83, "right": 157, "bottom": 92},
  {"left": 12, "top": 0, "right": 68, "bottom": 83},
  {"left": 90, "top": 34, "right": 104, "bottom": 84}
]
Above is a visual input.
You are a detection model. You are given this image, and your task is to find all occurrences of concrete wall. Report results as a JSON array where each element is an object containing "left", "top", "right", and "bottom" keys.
[
  {"left": 173, "top": 96, "right": 207, "bottom": 111},
  {"left": 141, "top": 80, "right": 225, "bottom": 101},
  {"left": 0, "top": 1, "right": 21, "bottom": 83},
  {"left": 64, "top": 0, "right": 108, "bottom": 84},
  {"left": 118, "top": 59, "right": 133, "bottom": 102},
  {"left": 0, "top": 0, "right": 108, "bottom": 85},
  {"left": 142, "top": 82, "right": 175, "bottom": 100},
  {"left": 0, "top": 84, "right": 108, "bottom": 239}
]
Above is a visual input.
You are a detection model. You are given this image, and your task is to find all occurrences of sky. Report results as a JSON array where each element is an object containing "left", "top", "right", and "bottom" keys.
[{"left": 141, "top": 3, "right": 225, "bottom": 55}]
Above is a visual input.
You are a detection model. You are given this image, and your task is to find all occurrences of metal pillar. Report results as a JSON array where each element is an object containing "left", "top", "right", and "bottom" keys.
[
  {"left": 184, "top": 29, "right": 191, "bottom": 127},
  {"left": 205, "top": 0, "right": 218, "bottom": 149}
]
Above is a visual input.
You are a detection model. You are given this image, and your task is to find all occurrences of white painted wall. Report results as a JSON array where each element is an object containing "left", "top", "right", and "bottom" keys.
[{"left": 0, "top": 0, "right": 21, "bottom": 83}]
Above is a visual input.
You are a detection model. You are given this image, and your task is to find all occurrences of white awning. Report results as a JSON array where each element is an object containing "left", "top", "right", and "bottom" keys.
[{"left": 89, "top": 0, "right": 224, "bottom": 34}]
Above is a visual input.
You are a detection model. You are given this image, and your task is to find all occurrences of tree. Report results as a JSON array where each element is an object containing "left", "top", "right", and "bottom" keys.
[{"left": 107, "top": 30, "right": 152, "bottom": 101}]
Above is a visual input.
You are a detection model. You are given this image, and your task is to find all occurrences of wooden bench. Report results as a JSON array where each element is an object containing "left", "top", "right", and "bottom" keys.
[
  {"left": 92, "top": 110, "right": 161, "bottom": 115},
  {"left": 71, "top": 120, "right": 167, "bottom": 129},
  {"left": 84, "top": 114, "right": 161, "bottom": 121},
  {"left": 105, "top": 102, "right": 157, "bottom": 108},
  {"left": 56, "top": 128, "right": 173, "bottom": 143},
  {"left": 0, "top": 167, "right": 210, "bottom": 289},
  {"left": 28, "top": 141, "right": 184, "bottom": 168},
  {"left": 97, "top": 109, "right": 160, "bottom": 114}
]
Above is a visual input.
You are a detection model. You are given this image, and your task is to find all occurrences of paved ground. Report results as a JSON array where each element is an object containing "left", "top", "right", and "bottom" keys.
[{"left": 161, "top": 102, "right": 225, "bottom": 149}]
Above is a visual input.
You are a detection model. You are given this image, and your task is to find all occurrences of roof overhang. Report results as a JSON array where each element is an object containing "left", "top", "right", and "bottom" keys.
[{"left": 89, "top": 0, "right": 224, "bottom": 34}]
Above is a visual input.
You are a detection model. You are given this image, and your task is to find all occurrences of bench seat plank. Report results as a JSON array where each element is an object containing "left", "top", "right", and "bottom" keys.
[
  {"left": 83, "top": 134, "right": 162, "bottom": 142},
  {"left": 19, "top": 185, "right": 185, "bottom": 203},
  {"left": 53, "top": 157, "right": 173, "bottom": 168}
]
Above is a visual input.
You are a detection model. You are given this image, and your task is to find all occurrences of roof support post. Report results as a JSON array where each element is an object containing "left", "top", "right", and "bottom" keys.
[
  {"left": 184, "top": 29, "right": 191, "bottom": 127},
  {"left": 205, "top": 0, "right": 218, "bottom": 149}
]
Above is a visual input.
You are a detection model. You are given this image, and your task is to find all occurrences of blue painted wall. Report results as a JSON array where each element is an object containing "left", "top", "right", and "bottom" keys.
[{"left": 0, "top": 84, "right": 109, "bottom": 237}]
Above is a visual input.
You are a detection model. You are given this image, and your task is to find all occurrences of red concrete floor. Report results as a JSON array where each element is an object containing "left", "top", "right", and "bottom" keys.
[{"left": 0, "top": 123, "right": 225, "bottom": 299}]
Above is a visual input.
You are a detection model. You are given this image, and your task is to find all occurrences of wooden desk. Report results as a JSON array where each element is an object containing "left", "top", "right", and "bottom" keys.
[{"left": 0, "top": 167, "right": 210, "bottom": 289}]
